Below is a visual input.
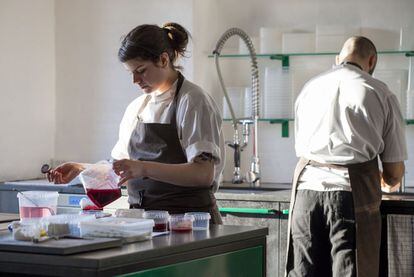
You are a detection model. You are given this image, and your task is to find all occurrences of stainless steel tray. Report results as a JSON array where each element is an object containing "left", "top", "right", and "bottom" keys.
[{"left": 0, "top": 233, "right": 122, "bottom": 255}]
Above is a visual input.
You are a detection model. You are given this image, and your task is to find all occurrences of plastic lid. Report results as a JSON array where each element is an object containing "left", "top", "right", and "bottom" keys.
[
  {"left": 17, "top": 191, "right": 59, "bottom": 200},
  {"left": 143, "top": 210, "right": 170, "bottom": 220},
  {"left": 115, "top": 209, "right": 144, "bottom": 218},
  {"left": 184, "top": 212, "right": 211, "bottom": 220},
  {"left": 170, "top": 214, "right": 195, "bottom": 223},
  {"left": 81, "top": 217, "right": 155, "bottom": 229}
]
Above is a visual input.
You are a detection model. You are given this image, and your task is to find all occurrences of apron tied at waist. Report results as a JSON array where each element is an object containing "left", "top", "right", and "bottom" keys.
[{"left": 285, "top": 157, "right": 382, "bottom": 277}]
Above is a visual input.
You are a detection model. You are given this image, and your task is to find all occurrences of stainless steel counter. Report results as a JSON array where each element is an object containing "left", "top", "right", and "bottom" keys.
[{"left": 0, "top": 224, "right": 268, "bottom": 276}]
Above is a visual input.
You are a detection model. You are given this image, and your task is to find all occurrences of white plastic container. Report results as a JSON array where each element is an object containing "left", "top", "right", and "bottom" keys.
[
  {"left": 17, "top": 191, "right": 59, "bottom": 221},
  {"left": 143, "top": 210, "right": 170, "bottom": 232},
  {"left": 184, "top": 212, "right": 211, "bottom": 231},
  {"left": 373, "top": 69, "right": 408, "bottom": 113},
  {"left": 41, "top": 214, "right": 96, "bottom": 237},
  {"left": 80, "top": 217, "right": 154, "bottom": 238},
  {"left": 169, "top": 214, "right": 194, "bottom": 232},
  {"left": 115, "top": 209, "right": 144, "bottom": 219},
  {"left": 400, "top": 26, "right": 414, "bottom": 51},
  {"left": 360, "top": 27, "right": 400, "bottom": 51},
  {"left": 260, "top": 27, "right": 282, "bottom": 54},
  {"left": 282, "top": 32, "right": 315, "bottom": 53},
  {"left": 407, "top": 57, "right": 414, "bottom": 119},
  {"left": 222, "top": 87, "right": 246, "bottom": 119},
  {"left": 263, "top": 67, "right": 293, "bottom": 119},
  {"left": 316, "top": 25, "right": 360, "bottom": 52},
  {"left": 244, "top": 87, "right": 252, "bottom": 118}
]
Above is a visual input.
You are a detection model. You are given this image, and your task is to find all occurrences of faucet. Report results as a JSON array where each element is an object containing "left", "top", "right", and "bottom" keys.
[
  {"left": 226, "top": 121, "right": 250, "bottom": 184},
  {"left": 213, "top": 28, "right": 261, "bottom": 187}
]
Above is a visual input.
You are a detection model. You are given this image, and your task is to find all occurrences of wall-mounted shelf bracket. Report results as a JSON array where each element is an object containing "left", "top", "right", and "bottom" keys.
[{"left": 270, "top": 55, "right": 289, "bottom": 68}]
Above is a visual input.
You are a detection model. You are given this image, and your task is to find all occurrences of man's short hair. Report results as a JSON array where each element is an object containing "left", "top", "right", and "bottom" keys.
[{"left": 349, "top": 36, "right": 377, "bottom": 59}]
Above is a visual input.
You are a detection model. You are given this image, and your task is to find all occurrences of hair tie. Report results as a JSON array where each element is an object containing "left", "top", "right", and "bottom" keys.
[{"left": 163, "top": 26, "right": 174, "bottom": 40}]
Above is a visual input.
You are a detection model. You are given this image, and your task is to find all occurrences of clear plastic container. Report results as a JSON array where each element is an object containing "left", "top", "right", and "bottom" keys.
[
  {"left": 79, "top": 217, "right": 154, "bottom": 238},
  {"left": 41, "top": 214, "right": 96, "bottom": 237},
  {"left": 12, "top": 219, "right": 45, "bottom": 241},
  {"left": 169, "top": 214, "right": 194, "bottom": 232},
  {"left": 184, "top": 212, "right": 211, "bottom": 231},
  {"left": 17, "top": 191, "right": 59, "bottom": 221},
  {"left": 115, "top": 209, "right": 144, "bottom": 219},
  {"left": 143, "top": 210, "right": 170, "bottom": 232}
]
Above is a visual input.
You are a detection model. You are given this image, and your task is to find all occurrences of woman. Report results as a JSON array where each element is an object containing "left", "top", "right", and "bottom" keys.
[{"left": 48, "top": 23, "right": 225, "bottom": 224}]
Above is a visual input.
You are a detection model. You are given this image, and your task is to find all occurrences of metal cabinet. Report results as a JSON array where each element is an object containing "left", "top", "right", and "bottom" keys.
[
  {"left": 217, "top": 199, "right": 289, "bottom": 277},
  {"left": 278, "top": 202, "right": 290, "bottom": 277}
]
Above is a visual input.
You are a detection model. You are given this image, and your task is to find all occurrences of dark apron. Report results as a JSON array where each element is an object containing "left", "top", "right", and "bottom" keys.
[
  {"left": 286, "top": 157, "right": 382, "bottom": 277},
  {"left": 127, "top": 72, "right": 222, "bottom": 224}
]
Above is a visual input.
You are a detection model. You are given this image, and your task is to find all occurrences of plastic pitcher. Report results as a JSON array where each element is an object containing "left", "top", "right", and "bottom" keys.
[
  {"left": 17, "top": 191, "right": 59, "bottom": 221},
  {"left": 79, "top": 162, "right": 121, "bottom": 208}
]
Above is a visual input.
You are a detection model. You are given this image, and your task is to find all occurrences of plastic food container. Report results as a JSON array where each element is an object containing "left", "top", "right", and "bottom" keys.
[
  {"left": 12, "top": 219, "right": 45, "bottom": 241},
  {"left": 79, "top": 217, "right": 154, "bottom": 239},
  {"left": 184, "top": 212, "right": 211, "bottom": 231},
  {"left": 169, "top": 214, "right": 194, "bottom": 232},
  {"left": 143, "top": 210, "right": 170, "bottom": 232},
  {"left": 41, "top": 214, "right": 96, "bottom": 237},
  {"left": 115, "top": 209, "right": 144, "bottom": 219},
  {"left": 17, "top": 191, "right": 59, "bottom": 221}
]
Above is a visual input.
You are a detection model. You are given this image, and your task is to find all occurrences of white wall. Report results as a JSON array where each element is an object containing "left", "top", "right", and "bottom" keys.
[
  {"left": 54, "top": 0, "right": 193, "bottom": 163},
  {"left": 0, "top": 0, "right": 55, "bottom": 181}
]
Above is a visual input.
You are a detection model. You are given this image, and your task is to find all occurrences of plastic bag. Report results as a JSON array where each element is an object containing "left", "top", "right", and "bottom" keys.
[{"left": 79, "top": 161, "right": 121, "bottom": 208}]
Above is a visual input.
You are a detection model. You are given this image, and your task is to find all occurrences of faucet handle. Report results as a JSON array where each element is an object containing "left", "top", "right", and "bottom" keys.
[{"left": 226, "top": 141, "right": 237, "bottom": 149}]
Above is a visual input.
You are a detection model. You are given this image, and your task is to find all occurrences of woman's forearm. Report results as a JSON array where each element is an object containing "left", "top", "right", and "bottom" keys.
[{"left": 142, "top": 159, "right": 215, "bottom": 187}]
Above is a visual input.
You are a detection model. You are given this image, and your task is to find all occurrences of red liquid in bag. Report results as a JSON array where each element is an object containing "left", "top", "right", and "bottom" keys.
[{"left": 86, "top": 188, "right": 121, "bottom": 208}]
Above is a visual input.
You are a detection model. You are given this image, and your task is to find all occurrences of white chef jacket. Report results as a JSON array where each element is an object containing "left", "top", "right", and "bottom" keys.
[
  {"left": 111, "top": 78, "right": 225, "bottom": 192},
  {"left": 295, "top": 64, "right": 407, "bottom": 191}
]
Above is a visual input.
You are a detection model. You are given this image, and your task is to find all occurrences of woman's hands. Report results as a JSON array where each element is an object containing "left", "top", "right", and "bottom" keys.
[
  {"left": 47, "top": 162, "right": 85, "bottom": 184},
  {"left": 112, "top": 159, "right": 147, "bottom": 186}
]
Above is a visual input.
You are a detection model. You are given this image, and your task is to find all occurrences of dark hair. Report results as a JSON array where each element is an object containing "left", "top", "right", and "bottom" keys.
[{"left": 118, "top": 22, "right": 190, "bottom": 70}]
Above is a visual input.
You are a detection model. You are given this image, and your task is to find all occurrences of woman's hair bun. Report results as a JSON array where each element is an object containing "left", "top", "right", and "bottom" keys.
[{"left": 162, "top": 22, "right": 190, "bottom": 57}]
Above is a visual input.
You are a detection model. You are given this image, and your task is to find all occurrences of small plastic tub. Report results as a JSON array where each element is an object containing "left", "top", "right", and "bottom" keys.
[
  {"left": 184, "top": 212, "right": 211, "bottom": 231},
  {"left": 143, "top": 210, "right": 170, "bottom": 232},
  {"left": 170, "top": 214, "right": 194, "bottom": 232}
]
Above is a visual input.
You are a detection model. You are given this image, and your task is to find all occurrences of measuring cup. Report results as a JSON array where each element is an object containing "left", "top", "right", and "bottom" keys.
[{"left": 16, "top": 190, "right": 58, "bottom": 221}]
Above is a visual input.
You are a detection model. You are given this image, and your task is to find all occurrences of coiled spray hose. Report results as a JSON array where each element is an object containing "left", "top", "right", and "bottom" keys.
[
  {"left": 213, "top": 28, "right": 261, "bottom": 185},
  {"left": 213, "top": 28, "right": 260, "bottom": 129}
]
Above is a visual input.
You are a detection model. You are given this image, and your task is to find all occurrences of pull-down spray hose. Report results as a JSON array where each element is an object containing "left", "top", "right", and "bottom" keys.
[{"left": 213, "top": 28, "right": 261, "bottom": 187}]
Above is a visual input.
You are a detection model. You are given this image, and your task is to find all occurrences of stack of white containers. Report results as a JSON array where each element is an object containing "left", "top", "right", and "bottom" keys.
[
  {"left": 407, "top": 57, "right": 414, "bottom": 119},
  {"left": 222, "top": 87, "right": 252, "bottom": 119},
  {"left": 373, "top": 69, "right": 408, "bottom": 115},
  {"left": 260, "top": 27, "right": 282, "bottom": 54},
  {"left": 263, "top": 67, "right": 293, "bottom": 119},
  {"left": 282, "top": 32, "right": 315, "bottom": 53},
  {"left": 316, "top": 25, "right": 360, "bottom": 52}
]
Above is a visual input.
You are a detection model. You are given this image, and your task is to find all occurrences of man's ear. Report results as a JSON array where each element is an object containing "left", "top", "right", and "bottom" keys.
[
  {"left": 335, "top": 55, "right": 340, "bottom": 65},
  {"left": 368, "top": 55, "right": 377, "bottom": 71}
]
